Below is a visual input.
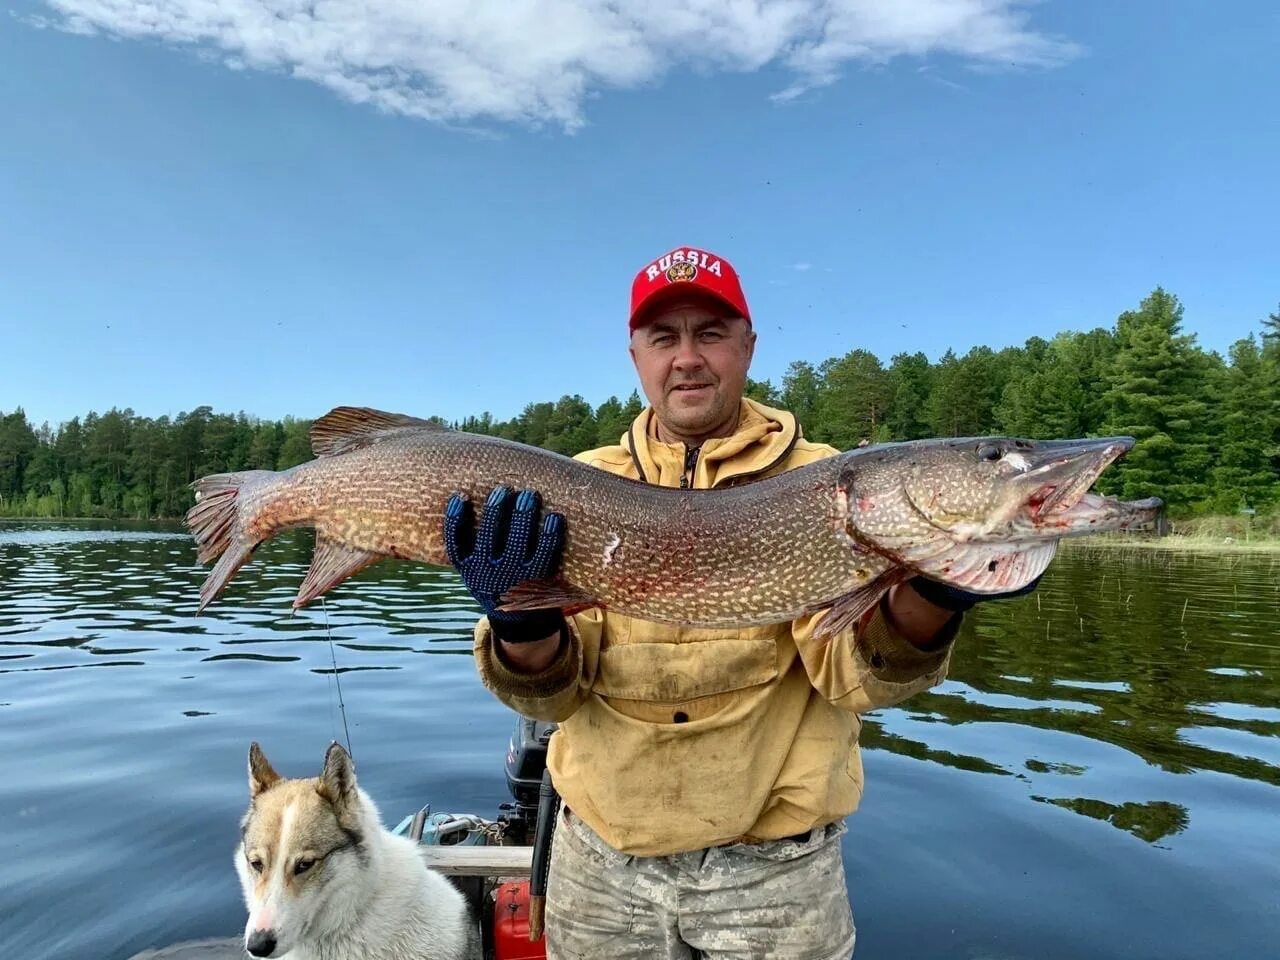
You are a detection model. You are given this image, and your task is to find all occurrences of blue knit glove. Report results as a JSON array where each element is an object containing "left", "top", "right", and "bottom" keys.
[
  {"left": 907, "top": 573, "right": 1043, "bottom": 613},
  {"left": 444, "top": 486, "right": 566, "bottom": 644}
]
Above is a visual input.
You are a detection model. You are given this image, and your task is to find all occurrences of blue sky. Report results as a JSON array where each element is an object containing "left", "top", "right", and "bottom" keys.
[{"left": 2, "top": 1, "right": 1277, "bottom": 431}]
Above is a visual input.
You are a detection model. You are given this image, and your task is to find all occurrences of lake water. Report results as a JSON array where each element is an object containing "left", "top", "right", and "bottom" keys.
[{"left": 1, "top": 521, "right": 1277, "bottom": 960}]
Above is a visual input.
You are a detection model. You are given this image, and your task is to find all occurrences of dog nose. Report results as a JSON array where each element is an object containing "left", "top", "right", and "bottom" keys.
[{"left": 246, "top": 929, "right": 277, "bottom": 957}]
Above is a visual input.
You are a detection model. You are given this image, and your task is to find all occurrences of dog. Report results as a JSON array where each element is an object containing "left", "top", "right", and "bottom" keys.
[{"left": 236, "top": 741, "right": 478, "bottom": 960}]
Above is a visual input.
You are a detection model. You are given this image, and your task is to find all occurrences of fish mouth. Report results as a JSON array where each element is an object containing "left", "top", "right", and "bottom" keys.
[
  {"left": 1015, "top": 437, "right": 1134, "bottom": 519},
  {"left": 1009, "top": 437, "right": 1165, "bottom": 535},
  {"left": 1036, "top": 492, "right": 1168, "bottom": 534}
]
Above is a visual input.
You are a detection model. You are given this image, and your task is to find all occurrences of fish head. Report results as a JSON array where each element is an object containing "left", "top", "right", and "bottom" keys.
[
  {"left": 837, "top": 436, "right": 1162, "bottom": 591},
  {"left": 899, "top": 436, "right": 1139, "bottom": 541}
]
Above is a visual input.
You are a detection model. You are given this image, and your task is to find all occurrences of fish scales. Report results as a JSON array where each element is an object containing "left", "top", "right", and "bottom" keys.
[
  {"left": 186, "top": 407, "right": 1164, "bottom": 638},
  {"left": 227, "top": 426, "right": 876, "bottom": 626}
]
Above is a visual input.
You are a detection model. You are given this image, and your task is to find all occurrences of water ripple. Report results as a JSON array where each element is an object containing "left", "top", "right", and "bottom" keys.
[{"left": 0, "top": 523, "right": 1277, "bottom": 960}]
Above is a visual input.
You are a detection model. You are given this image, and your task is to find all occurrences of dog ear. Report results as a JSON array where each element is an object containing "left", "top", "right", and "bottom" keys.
[
  {"left": 318, "top": 741, "right": 356, "bottom": 807},
  {"left": 248, "top": 742, "right": 281, "bottom": 798}
]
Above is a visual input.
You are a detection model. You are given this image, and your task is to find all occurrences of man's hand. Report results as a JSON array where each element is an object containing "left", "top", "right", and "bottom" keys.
[
  {"left": 888, "top": 574, "right": 1044, "bottom": 650},
  {"left": 444, "top": 486, "right": 566, "bottom": 648},
  {"left": 907, "top": 574, "right": 1043, "bottom": 613}
]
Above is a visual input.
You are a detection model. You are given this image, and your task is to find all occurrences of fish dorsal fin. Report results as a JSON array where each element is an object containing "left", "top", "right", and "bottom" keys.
[{"left": 310, "top": 406, "right": 444, "bottom": 458}]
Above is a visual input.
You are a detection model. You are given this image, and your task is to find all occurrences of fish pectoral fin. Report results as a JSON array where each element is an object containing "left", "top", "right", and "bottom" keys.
[
  {"left": 809, "top": 568, "right": 911, "bottom": 641},
  {"left": 498, "top": 579, "right": 599, "bottom": 614},
  {"left": 293, "top": 536, "right": 382, "bottom": 608},
  {"left": 310, "top": 406, "right": 445, "bottom": 458}
]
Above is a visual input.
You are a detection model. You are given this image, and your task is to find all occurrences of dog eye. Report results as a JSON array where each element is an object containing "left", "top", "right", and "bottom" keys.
[
  {"left": 248, "top": 858, "right": 264, "bottom": 874},
  {"left": 977, "top": 442, "right": 1002, "bottom": 462},
  {"left": 294, "top": 858, "right": 316, "bottom": 875}
]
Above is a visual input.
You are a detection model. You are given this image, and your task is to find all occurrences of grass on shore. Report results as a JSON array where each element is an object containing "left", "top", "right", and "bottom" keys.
[{"left": 1070, "top": 514, "right": 1280, "bottom": 553}]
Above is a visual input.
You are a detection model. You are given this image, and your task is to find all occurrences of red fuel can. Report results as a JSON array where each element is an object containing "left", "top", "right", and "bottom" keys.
[{"left": 492, "top": 880, "right": 547, "bottom": 960}]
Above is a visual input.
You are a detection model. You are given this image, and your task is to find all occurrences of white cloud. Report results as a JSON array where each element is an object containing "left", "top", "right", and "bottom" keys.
[
  {"left": 792, "top": 262, "right": 813, "bottom": 271},
  {"left": 37, "top": 0, "right": 1079, "bottom": 129}
]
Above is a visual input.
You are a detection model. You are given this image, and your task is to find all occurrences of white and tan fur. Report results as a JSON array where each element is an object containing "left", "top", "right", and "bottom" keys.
[{"left": 236, "top": 742, "right": 478, "bottom": 960}]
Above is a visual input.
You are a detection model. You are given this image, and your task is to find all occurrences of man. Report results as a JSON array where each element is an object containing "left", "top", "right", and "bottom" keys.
[{"left": 444, "top": 246, "right": 1035, "bottom": 959}]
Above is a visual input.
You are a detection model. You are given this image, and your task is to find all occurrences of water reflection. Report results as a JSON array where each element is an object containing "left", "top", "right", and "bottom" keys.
[
  {"left": 1029, "top": 796, "right": 1190, "bottom": 844},
  {"left": 0, "top": 523, "right": 1278, "bottom": 959},
  {"left": 902, "top": 545, "right": 1280, "bottom": 793}
]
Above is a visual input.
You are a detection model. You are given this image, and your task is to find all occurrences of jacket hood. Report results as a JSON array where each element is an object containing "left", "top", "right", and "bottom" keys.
[{"left": 622, "top": 398, "right": 801, "bottom": 488}]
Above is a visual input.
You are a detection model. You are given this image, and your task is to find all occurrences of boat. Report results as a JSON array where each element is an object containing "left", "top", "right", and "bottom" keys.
[
  {"left": 127, "top": 716, "right": 557, "bottom": 960},
  {"left": 389, "top": 715, "right": 557, "bottom": 960}
]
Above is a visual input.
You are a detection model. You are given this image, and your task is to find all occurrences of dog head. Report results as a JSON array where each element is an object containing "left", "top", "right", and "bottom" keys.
[{"left": 235, "top": 742, "right": 369, "bottom": 958}]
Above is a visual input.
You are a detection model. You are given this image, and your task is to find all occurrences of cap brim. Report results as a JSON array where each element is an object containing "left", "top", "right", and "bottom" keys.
[{"left": 629, "top": 286, "right": 748, "bottom": 331}]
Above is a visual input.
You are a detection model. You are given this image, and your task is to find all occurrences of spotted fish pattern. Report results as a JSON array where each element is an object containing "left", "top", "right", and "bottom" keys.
[{"left": 185, "top": 407, "right": 1164, "bottom": 637}]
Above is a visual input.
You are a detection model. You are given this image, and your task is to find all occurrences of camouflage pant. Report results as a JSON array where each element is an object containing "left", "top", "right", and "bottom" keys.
[{"left": 545, "top": 809, "right": 856, "bottom": 960}]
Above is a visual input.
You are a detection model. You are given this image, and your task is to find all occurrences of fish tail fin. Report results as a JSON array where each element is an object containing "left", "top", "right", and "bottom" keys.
[{"left": 185, "top": 470, "right": 275, "bottom": 612}]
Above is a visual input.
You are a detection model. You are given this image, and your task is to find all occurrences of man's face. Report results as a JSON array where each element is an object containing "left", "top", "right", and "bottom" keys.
[{"left": 629, "top": 299, "right": 756, "bottom": 442}]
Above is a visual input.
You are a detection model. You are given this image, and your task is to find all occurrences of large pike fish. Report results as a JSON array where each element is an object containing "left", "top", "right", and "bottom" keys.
[{"left": 186, "top": 407, "right": 1163, "bottom": 638}]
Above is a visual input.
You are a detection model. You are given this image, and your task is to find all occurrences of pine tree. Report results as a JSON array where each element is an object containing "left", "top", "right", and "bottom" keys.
[
  {"left": 544, "top": 395, "right": 596, "bottom": 455},
  {"left": 592, "top": 397, "right": 629, "bottom": 447},
  {"left": 277, "top": 417, "right": 314, "bottom": 469},
  {"left": 1262, "top": 303, "right": 1280, "bottom": 351},
  {"left": 0, "top": 409, "right": 38, "bottom": 512},
  {"left": 1101, "top": 289, "right": 1214, "bottom": 507},
  {"left": 591, "top": 392, "right": 644, "bottom": 447},
  {"left": 884, "top": 352, "right": 933, "bottom": 440},
  {"left": 248, "top": 422, "right": 283, "bottom": 470},
  {"left": 744, "top": 378, "right": 779, "bottom": 406},
  {"left": 1211, "top": 337, "right": 1277, "bottom": 510},
  {"left": 1260, "top": 304, "right": 1280, "bottom": 481},
  {"left": 928, "top": 347, "right": 1003, "bottom": 437},
  {"left": 995, "top": 338, "right": 1050, "bottom": 438},
  {"left": 780, "top": 361, "right": 823, "bottom": 439},
  {"left": 816, "top": 350, "right": 893, "bottom": 448},
  {"left": 1064, "top": 329, "right": 1119, "bottom": 434}
]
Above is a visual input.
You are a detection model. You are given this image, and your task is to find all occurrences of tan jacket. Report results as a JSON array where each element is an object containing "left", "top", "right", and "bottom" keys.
[{"left": 474, "top": 399, "right": 954, "bottom": 856}]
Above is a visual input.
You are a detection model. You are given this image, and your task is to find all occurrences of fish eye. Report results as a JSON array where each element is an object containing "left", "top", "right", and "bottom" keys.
[
  {"left": 977, "top": 442, "right": 1003, "bottom": 462},
  {"left": 294, "top": 858, "right": 316, "bottom": 875}
]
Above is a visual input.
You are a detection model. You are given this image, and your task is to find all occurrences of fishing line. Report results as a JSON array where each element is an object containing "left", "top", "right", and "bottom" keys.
[{"left": 321, "top": 596, "right": 354, "bottom": 759}]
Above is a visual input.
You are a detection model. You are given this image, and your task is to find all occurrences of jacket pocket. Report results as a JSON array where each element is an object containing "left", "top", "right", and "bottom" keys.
[{"left": 592, "top": 636, "right": 778, "bottom": 703}]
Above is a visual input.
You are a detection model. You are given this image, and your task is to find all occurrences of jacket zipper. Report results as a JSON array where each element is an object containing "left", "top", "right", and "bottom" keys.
[
  {"left": 680, "top": 445, "right": 701, "bottom": 489},
  {"left": 627, "top": 412, "right": 798, "bottom": 487},
  {"left": 718, "top": 428, "right": 799, "bottom": 487}
]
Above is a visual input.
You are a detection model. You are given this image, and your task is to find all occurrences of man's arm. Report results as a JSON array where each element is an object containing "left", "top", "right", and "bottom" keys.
[
  {"left": 472, "top": 610, "right": 602, "bottom": 722},
  {"left": 884, "top": 583, "right": 956, "bottom": 649},
  {"left": 794, "top": 573, "right": 1045, "bottom": 714},
  {"left": 791, "top": 595, "right": 956, "bottom": 716},
  {"left": 499, "top": 630, "right": 563, "bottom": 672}
]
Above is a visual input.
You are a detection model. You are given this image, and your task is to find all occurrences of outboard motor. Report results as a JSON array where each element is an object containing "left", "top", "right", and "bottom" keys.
[
  {"left": 500, "top": 716, "right": 557, "bottom": 845},
  {"left": 490, "top": 716, "right": 557, "bottom": 959}
]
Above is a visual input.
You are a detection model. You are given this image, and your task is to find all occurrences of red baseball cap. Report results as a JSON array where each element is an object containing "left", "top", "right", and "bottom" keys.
[{"left": 629, "top": 246, "right": 751, "bottom": 333}]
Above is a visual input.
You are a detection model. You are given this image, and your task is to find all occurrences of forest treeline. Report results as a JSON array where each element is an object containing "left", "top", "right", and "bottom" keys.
[{"left": 2, "top": 288, "right": 1276, "bottom": 520}]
